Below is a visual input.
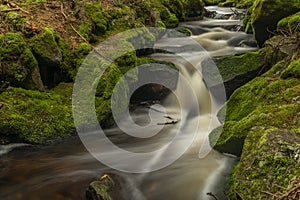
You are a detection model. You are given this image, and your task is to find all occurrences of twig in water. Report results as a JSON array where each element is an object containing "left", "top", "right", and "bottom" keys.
[{"left": 206, "top": 192, "right": 219, "bottom": 200}]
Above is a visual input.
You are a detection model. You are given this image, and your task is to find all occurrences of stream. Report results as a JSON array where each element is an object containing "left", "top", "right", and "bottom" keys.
[{"left": 0, "top": 6, "right": 258, "bottom": 200}]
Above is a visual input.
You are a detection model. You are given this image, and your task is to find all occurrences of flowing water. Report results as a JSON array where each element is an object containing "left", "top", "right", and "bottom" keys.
[{"left": 0, "top": 6, "right": 258, "bottom": 200}]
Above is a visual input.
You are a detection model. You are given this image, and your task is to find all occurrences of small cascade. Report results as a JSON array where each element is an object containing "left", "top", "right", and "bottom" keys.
[{"left": 0, "top": 6, "right": 258, "bottom": 200}]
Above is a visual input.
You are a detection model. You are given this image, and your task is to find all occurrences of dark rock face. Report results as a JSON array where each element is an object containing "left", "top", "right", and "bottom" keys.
[
  {"left": 244, "top": 0, "right": 300, "bottom": 47},
  {"left": 30, "top": 28, "right": 63, "bottom": 88}
]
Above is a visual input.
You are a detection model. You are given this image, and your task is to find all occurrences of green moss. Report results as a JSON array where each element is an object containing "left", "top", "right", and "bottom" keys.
[
  {"left": 218, "top": 0, "right": 254, "bottom": 8},
  {"left": 213, "top": 59, "right": 300, "bottom": 154},
  {"left": 78, "top": 21, "right": 94, "bottom": 42},
  {"left": 203, "top": 0, "right": 225, "bottom": 6},
  {"left": 84, "top": 2, "right": 107, "bottom": 36},
  {"left": 214, "top": 51, "right": 264, "bottom": 82},
  {"left": 182, "top": 0, "right": 205, "bottom": 19},
  {"left": 21, "top": 0, "right": 46, "bottom": 5},
  {"left": 229, "top": 127, "right": 300, "bottom": 199},
  {"left": 158, "top": 6, "right": 179, "bottom": 28},
  {"left": 277, "top": 11, "right": 300, "bottom": 32},
  {"left": 104, "top": 6, "right": 136, "bottom": 33},
  {"left": 0, "top": 87, "right": 74, "bottom": 144},
  {"left": 0, "top": 33, "right": 43, "bottom": 90},
  {"left": 281, "top": 59, "right": 300, "bottom": 79},
  {"left": 4, "top": 11, "right": 33, "bottom": 36},
  {"left": 87, "top": 175, "right": 114, "bottom": 200},
  {"left": 30, "top": 28, "right": 62, "bottom": 66}
]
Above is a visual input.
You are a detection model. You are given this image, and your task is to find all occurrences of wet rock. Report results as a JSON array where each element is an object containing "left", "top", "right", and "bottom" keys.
[
  {"left": 86, "top": 173, "right": 144, "bottom": 200},
  {"left": 86, "top": 174, "right": 114, "bottom": 200}
]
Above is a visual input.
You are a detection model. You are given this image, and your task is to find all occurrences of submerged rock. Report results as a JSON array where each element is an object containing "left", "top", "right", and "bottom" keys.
[
  {"left": 86, "top": 174, "right": 115, "bottom": 200},
  {"left": 86, "top": 173, "right": 144, "bottom": 200}
]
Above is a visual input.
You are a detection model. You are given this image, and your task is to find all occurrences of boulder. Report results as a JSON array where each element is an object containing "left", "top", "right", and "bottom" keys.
[
  {"left": 30, "top": 28, "right": 63, "bottom": 88},
  {"left": 203, "top": 50, "right": 265, "bottom": 98},
  {"left": 210, "top": 54, "right": 300, "bottom": 156},
  {"left": 244, "top": 0, "right": 300, "bottom": 47},
  {"left": 0, "top": 87, "right": 74, "bottom": 144},
  {"left": 0, "top": 33, "right": 44, "bottom": 91},
  {"left": 230, "top": 127, "right": 300, "bottom": 199}
]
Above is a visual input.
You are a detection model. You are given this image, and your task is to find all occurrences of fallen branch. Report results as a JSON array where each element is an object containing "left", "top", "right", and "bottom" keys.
[
  {"left": 234, "top": 189, "right": 245, "bottom": 200},
  {"left": 60, "top": 3, "right": 113, "bottom": 63},
  {"left": 260, "top": 190, "right": 278, "bottom": 198},
  {"left": 60, "top": 4, "right": 89, "bottom": 44},
  {"left": 277, "top": 183, "right": 300, "bottom": 200},
  {"left": 1, "top": 2, "right": 30, "bottom": 14}
]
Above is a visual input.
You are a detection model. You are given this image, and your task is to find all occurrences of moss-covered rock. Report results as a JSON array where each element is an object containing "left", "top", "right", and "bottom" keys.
[
  {"left": 0, "top": 87, "right": 74, "bottom": 144},
  {"left": 230, "top": 127, "right": 300, "bottom": 199},
  {"left": 281, "top": 59, "right": 300, "bottom": 79},
  {"left": 0, "top": 33, "right": 44, "bottom": 90},
  {"left": 218, "top": 0, "right": 254, "bottom": 8},
  {"left": 182, "top": 0, "right": 205, "bottom": 20},
  {"left": 84, "top": 2, "right": 107, "bottom": 36},
  {"left": 203, "top": 0, "right": 225, "bottom": 6},
  {"left": 86, "top": 174, "right": 114, "bottom": 200},
  {"left": 104, "top": 6, "right": 138, "bottom": 33},
  {"left": 30, "top": 28, "right": 63, "bottom": 87},
  {"left": 277, "top": 11, "right": 300, "bottom": 33},
  {"left": 211, "top": 51, "right": 300, "bottom": 155},
  {"left": 2, "top": 11, "right": 34, "bottom": 37},
  {"left": 244, "top": 0, "right": 300, "bottom": 47},
  {"left": 208, "top": 51, "right": 264, "bottom": 97},
  {"left": 158, "top": 5, "right": 179, "bottom": 28}
]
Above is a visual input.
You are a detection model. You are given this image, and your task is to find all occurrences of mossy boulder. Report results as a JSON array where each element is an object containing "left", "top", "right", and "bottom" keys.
[
  {"left": 211, "top": 54, "right": 300, "bottom": 155},
  {"left": 206, "top": 51, "right": 265, "bottom": 97},
  {"left": 203, "top": 0, "right": 225, "bottom": 6},
  {"left": 1, "top": 11, "right": 33, "bottom": 37},
  {"left": 230, "top": 127, "right": 300, "bottom": 199},
  {"left": 0, "top": 87, "right": 74, "bottom": 144},
  {"left": 104, "top": 6, "right": 137, "bottom": 33},
  {"left": 84, "top": 2, "right": 107, "bottom": 36},
  {"left": 158, "top": 5, "right": 179, "bottom": 28},
  {"left": 0, "top": 33, "right": 44, "bottom": 91},
  {"left": 160, "top": 0, "right": 205, "bottom": 25},
  {"left": 244, "top": 0, "right": 300, "bottom": 47},
  {"left": 218, "top": 0, "right": 254, "bottom": 8},
  {"left": 182, "top": 0, "right": 205, "bottom": 20},
  {"left": 277, "top": 11, "right": 300, "bottom": 33},
  {"left": 30, "top": 28, "right": 64, "bottom": 87}
]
